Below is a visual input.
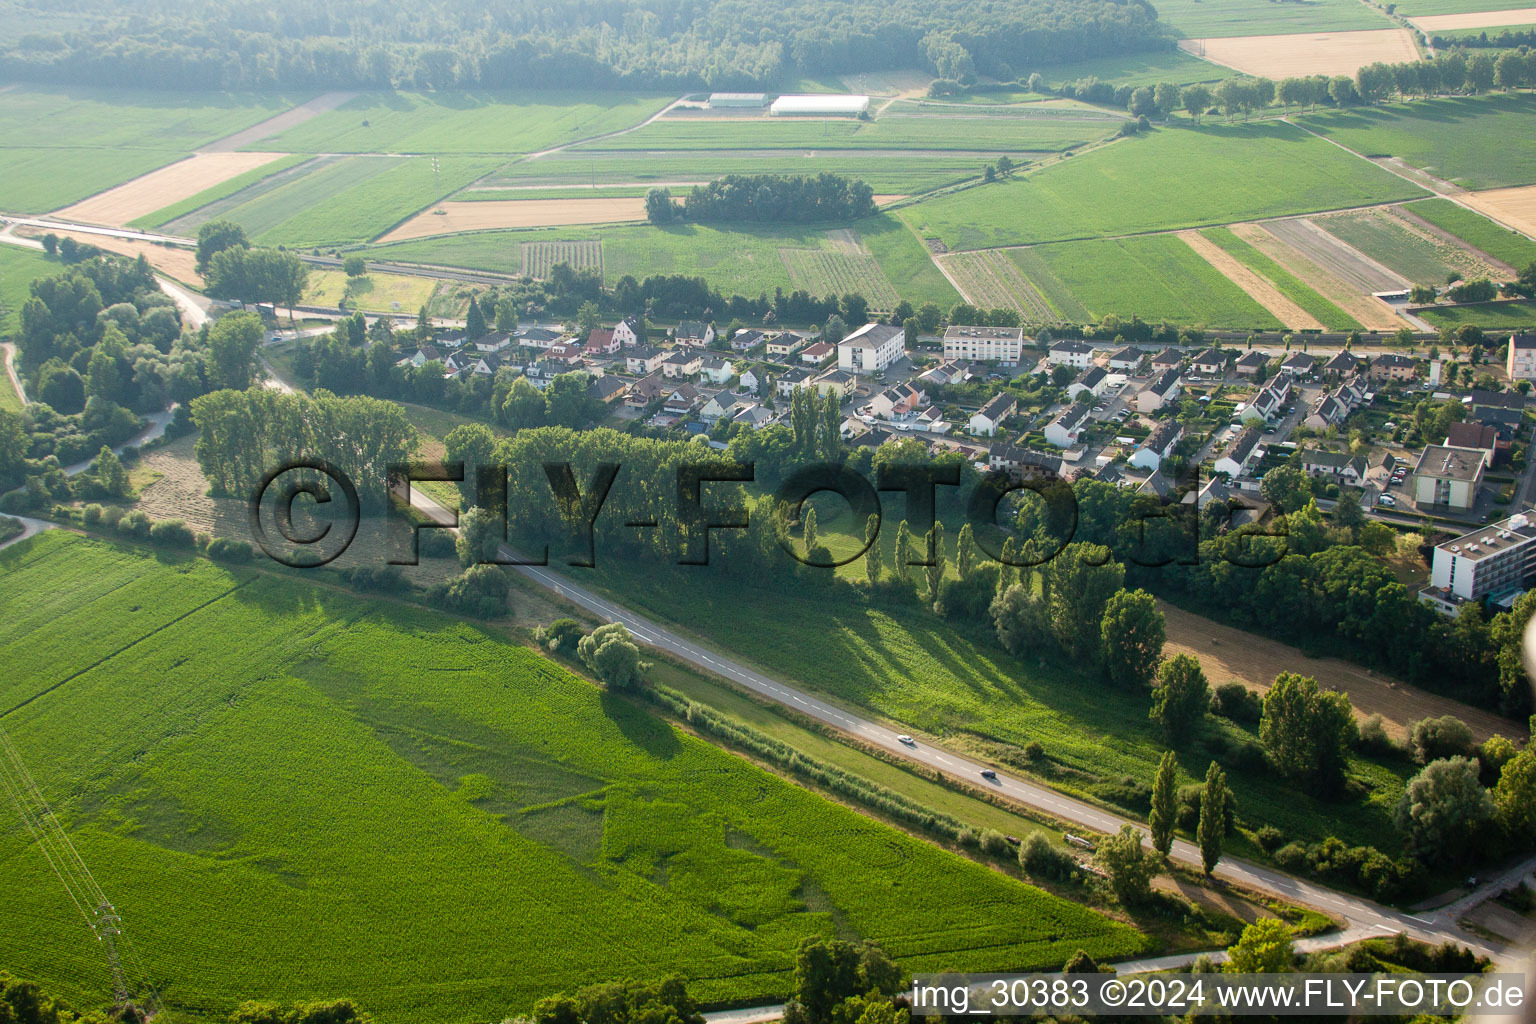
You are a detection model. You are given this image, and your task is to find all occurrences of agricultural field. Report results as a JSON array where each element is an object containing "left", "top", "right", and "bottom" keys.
[
  {"left": 1183, "top": 29, "right": 1419, "bottom": 79},
  {"left": 579, "top": 113, "right": 1122, "bottom": 152},
  {"left": 1426, "top": 20, "right": 1536, "bottom": 35},
  {"left": 1022, "top": 48, "right": 1241, "bottom": 90},
  {"left": 940, "top": 249, "right": 1058, "bottom": 322},
  {"left": 1404, "top": 197, "right": 1536, "bottom": 269},
  {"left": 55, "top": 152, "right": 291, "bottom": 227},
  {"left": 456, "top": 186, "right": 660, "bottom": 200},
  {"left": 900, "top": 121, "right": 1427, "bottom": 251},
  {"left": 0, "top": 245, "right": 59, "bottom": 334},
  {"left": 1398, "top": 0, "right": 1536, "bottom": 21},
  {"left": 1418, "top": 300, "right": 1536, "bottom": 329},
  {"left": 380, "top": 198, "right": 648, "bottom": 241},
  {"left": 0, "top": 533, "right": 1142, "bottom": 1021},
  {"left": 132, "top": 154, "right": 314, "bottom": 230},
  {"left": 1151, "top": 0, "right": 1395, "bottom": 36},
  {"left": 1197, "top": 227, "right": 1363, "bottom": 330},
  {"left": 1461, "top": 183, "right": 1536, "bottom": 242},
  {"left": 1311, "top": 207, "right": 1501, "bottom": 284},
  {"left": 1028, "top": 234, "right": 1283, "bottom": 327},
  {"left": 521, "top": 239, "right": 605, "bottom": 278},
  {"left": 0, "top": 148, "right": 189, "bottom": 215},
  {"left": 247, "top": 90, "right": 676, "bottom": 155},
  {"left": 302, "top": 269, "right": 439, "bottom": 313},
  {"left": 1294, "top": 94, "right": 1536, "bottom": 191},
  {"left": 780, "top": 247, "right": 900, "bottom": 310}
]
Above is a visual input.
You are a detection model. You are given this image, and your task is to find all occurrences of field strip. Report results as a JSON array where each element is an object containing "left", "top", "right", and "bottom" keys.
[
  {"left": 1181, "top": 29, "right": 1418, "bottom": 78},
  {"left": 937, "top": 250, "right": 1052, "bottom": 321},
  {"left": 1159, "top": 600, "right": 1519, "bottom": 741},
  {"left": 1409, "top": 6, "right": 1536, "bottom": 30},
  {"left": 1229, "top": 222, "right": 1403, "bottom": 329},
  {"left": 54, "top": 151, "right": 291, "bottom": 226},
  {"left": 1391, "top": 203, "right": 1517, "bottom": 274},
  {"left": 1460, "top": 184, "right": 1536, "bottom": 241},
  {"left": 201, "top": 90, "right": 357, "bottom": 152},
  {"left": 378, "top": 198, "right": 647, "bottom": 242},
  {"left": 1266, "top": 215, "right": 1408, "bottom": 291},
  {"left": 18, "top": 227, "right": 203, "bottom": 286},
  {"left": 1178, "top": 229, "right": 1324, "bottom": 329}
]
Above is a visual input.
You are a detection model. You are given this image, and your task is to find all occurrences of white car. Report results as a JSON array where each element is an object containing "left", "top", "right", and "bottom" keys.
[
  {"left": 1377, "top": 494, "right": 1396, "bottom": 507},
  {"left": 897, "top": 734, "right": 915, "bottom": 746}
]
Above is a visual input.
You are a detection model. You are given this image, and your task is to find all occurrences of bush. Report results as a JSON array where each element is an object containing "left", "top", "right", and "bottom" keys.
[
  {"left": 979, "top": 829, "right": 1012, "bottom": 857},
  {"left": 116, "top": 510, "right": 152, "bottom": 539},
  {"left": 206, "top": 536, "right": 254, "bottom": 563},
  {"left": 1273, "top": 841, "right": 1308, "bottom": 871},
  {"left": 81, "top": 503, "right": 104, "bottom": 525},
  {"left": 536, "top": 618, "right": 584, "bottom": 654},
  {"left": 1255, "top": 825, "right": 1286, "bottom": 853},
  {"left": 427, "top": 564, "right": 509, "bottom": 619},
  {"left": 578, "top": 622, "right": 645, "bottom": 690},
  {"left": 1177, "top": 783, "right": 1237, "bottom": 833},
  {"left": 345, "top": 565, "right": 410, "bottom": 593},
  {"left": 1409, "top": 715, "right": 1475, "bottom": 764},
  {"left": 1357, "top": 713, "right": 1399, "bottom": 756},
  {"left": 1094, "top": 775, "right": 1151, "bottom": 812},
  {"left": 1212, "top": 682, "right": 1262, "bottom": 724},
  {"left": 1019, "top": 833, "right": 1078, "bottom": 881},
  {"left": 418, "top": 527, "right": 457, "bottom": 558},
  {"left": 148, "top": 519, "right": 196, "bottom": 549},
  {"left": 1023, "top": 740, "right": 1045, "bottom": 761}
]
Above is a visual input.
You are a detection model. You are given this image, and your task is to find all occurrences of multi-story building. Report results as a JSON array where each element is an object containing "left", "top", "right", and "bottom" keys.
[
  {"left": 1507, "top": 333, "right": 1536, "bottom": 381},
  {"left": 1420, "top": 509, "right": 1536, "bottom": 614},
  {"left": 837, "top": 323, "right": 905, "bottom": 372},
  {"left": 943, "top": 325, "right": 1025, "bottom": 365},
  {"left": 1413, "top": 444, "right": 1486, "bottom": 511},
  {"left": 1047, "top": 341, "right": 1095, "bottom": 369}
]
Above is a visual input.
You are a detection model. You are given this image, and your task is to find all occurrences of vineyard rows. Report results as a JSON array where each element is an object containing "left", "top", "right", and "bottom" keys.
[
  {"left": 521, "top": 239, "right": 604, "bottom": 280},
  {"left": 779, "top": 248, "right": 900, "bottom": 310},
  {"left": 941, "top": 249, "right": 1055, "bottom": 323}
]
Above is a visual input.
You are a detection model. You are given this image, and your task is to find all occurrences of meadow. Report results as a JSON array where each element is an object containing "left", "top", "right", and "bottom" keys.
[
  {"left": 1294, "top": 94, "right": 1536, "bottom": 190},
  {"left": 247, "top": 90, "right": 676, "bottom": 155},
  {"left": 1029, "top": 234, "right": 1283, "bottom": 327},
  {"left": 0, "top": 532, "right": 1143, "bottom": 1021},
  {"left": 1149, "top": 0, "right": 1394, "bottom": 36},
  {"left": 899, "top": 121, "right": 1427, "bottom": 251},
  {"left": 1405, "top": 197, "right": 1536, "bottom": 269},
  {"left": 1198, "top": 227, "right": 1364, "bottom": 330},
  {"left": 578, "top": 114, "right": 1120, "bottom": 153},
  {"left": 131, "top": 154, "right": 313, "bottom": 230},
  {"left": 0, "top": 245, "right": 59, "bottom": 334},
  {"left": 1418, "top": 300, "right": 1536, "bottom": 329},
  {"left": 302, "top": 269, "right": 439, "bottom": 313}
]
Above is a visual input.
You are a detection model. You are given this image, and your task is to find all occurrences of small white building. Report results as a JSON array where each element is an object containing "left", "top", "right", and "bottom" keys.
[
  {"left": 1047, "top": 341, "right": 1095, "bottom": 369},
  {"left": 1044, "top": 402, "right": 1090, "bottom": 448},
  {"left": 1129, "top": 420, "right": 1183, "bottom": 471}
]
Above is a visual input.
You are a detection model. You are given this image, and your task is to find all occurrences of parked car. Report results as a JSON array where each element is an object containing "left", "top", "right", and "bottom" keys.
[{"left": 1377, "top": 494, "right": 1396, "bottom": 507}]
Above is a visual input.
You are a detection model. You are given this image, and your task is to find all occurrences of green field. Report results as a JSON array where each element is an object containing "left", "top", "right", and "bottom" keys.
[
  {"left": 0, "top": 148, "right": 186, "bottom": 214},
  {"left": 456, "top": 185, "right": 659, "bottom": 200},
  {"left": 1198, "top": 227, "right": 1364, "bottom": 330},
  {"left": 1314, "top": 209, "right": 1468, "bottom": 284},
  {"left": 249, "top": 90, "right": 675, "bottom": 154},
  {"left": 1406, "top": 198, "right": 1536, "bottom": 269},
  {"left": 900, "top": 121, "right": 1427, "bottom": 251},
  {"left": 1295, "top": 95, "right": 1536, "bottom": 191},
  {"left": 1028, "top": 234, "right": 1283, "bottom": 327},
  {"left": 1418, "top": 300, "right": 1536, "bottom": 330},
  {"left": 1390, "top": 0, "right": 1536, "bottom": 16},
  {"left": 576, "top": 113, "right": 1120, "bottom": 152},
  {"left": 0, "top": 244, "right": 59, "bottom": 336},
  {"left": 1149, "top": 0, "right": 1394, "bottom": 36},
  {"left": 369, "top": 214, "right": 960, "bottom": 309},
  {"left": 0, "top": 533, "right": 1142, "bottom": 1021},
  {"left": 131, "top": 154, "right": 314, "bottom": 230},
  {"left": 1029, "top": 48, "right": 1241, "bottom": 88},
  {"left": 487, "top": 151, "right": 986, "bottom": 194},
  {"left": 302, "top": 269, "right": 440, "bottom": 312}
]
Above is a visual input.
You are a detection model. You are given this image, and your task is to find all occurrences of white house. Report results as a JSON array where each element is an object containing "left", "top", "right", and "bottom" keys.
[
  {"left": 1047, "top": 341, "right": 1095, "bottom": 369},
  {"left": 1067, "top": 366, "right": 1108, "bottom": 401},
  {"left": 1507, "top": 333, "right": 1536, "bottom": 381},
  {"left": 1129, "top": 420, "right": 1183, "bottom": 471},
  {"left": 626, "top": 347, "right": 666, "bottom": 375},
  {"left": 968, "top": 392, "right": 1017, "bottom": 436},
  {"left": 1136, "top": 368, "right": 1182, "bottom": 413},
  {"left": 1044, "top": 402, "right": 1090, "bottom": 448},
  {"left": 776, "top": 366, "right": 813, "bottom": 396},
  {"left": 837, "top": 323, "right": 905, "bottom": 372},
  {"left": 613, "top": 316, "right": 643, "bottom": 347},
  {"left": 1414, "top": 445, "right": 1486, "bottom": 511},
  {"left": 1300, "top": 448, "right": 1367, "bottom": 486},
  {"left": 944, "top": 325, "right": 1025, "bottom": 365},
  {"left": 700, "top": 355, "right": 735, "bottom": 384},
  {"left": 738, "top": 367, "right": 762, "bottom": 394},
  {"left": 1106, "top": 346, "right": 1144, "bottom": 371},
  {"left": 662, "top": 350, "right": 702, "bottom": 379},
  {"left": 1215, "top": 425, "right": 1263, "bottom": 479}
]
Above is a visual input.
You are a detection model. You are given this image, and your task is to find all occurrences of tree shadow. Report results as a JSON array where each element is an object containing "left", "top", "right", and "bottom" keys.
[{"left": 601, "top": 688, "right": 681, "bottom": 760}]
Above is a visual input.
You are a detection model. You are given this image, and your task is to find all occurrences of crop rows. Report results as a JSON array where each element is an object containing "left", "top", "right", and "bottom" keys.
[
  {"left": 1198, "top": 226, "right": 1363, "bottom": 331},
  {"left": 521, "top": 239, "right": 604, "bottom": 279},
  {"left": 941, "top": 249, "right": 1055, "bottom": 322},
  {"left": 779, "top": 248, "right": 899, "bottom": 309},
  {"left": 1404, "top": 197, "right": 1536, "bottom": 270}
]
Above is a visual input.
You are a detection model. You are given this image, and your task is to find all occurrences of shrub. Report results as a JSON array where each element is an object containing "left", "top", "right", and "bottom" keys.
[
  {"left": 1023, "top": 740, "right": 1045, "bottom": 761},
  {"left": 346, "top": 565, "right": 410, "bottom": 593},
  {"left": 578, "top": 622, "right": 645, "bottom": 690},
  {"left": 206, "top": 537, "right": 254, "bottom": 563},
  {"left": 81, "top": 503, "right": 104, "bottom": 525},
  {"left": 1212, "top": 682, "right": 1261, "bottom": 724},
  {"left": 116, "top": 510, "right": 152, "bottom": 539},
  {"left": 536, "top": 618, "right": 584, "bottom": 654},
  {"left": 1356, "top": 713, "right": 1399, "bottom": 756},
  {"left": 418, "top": 528, "right": 457, "bottom": 558},
  {"left": 979, "top": 829, "right": 1012, "bottom": 857},
  {"left": 101, "top": 505, "right": 125, "bottom": 528},
  {"left": 427, "top": 564, "right": 509, "bottom": 619},
  {"left": 1019, "top": 833, "right": 1078, "bottom": 881},
  {"left": 1409, "top": 715, "right": 1475, "bottom": 764},
  {"left": 148, "top": 519, "right": 196, "bottom": 549},
  {"left": 1255, "top": 825, "right": 1286, "bottom": 853},
  {"left": 1094, "top": 775, "right": 1152, "bottom": 812},
  {"left": 1273, "top": 841, "right": 1308, "bottom": 871}
]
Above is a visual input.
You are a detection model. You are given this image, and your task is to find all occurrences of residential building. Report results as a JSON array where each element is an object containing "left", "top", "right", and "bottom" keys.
[
  {"left": 672, "top": 320, "right": 715, "bottom": 348},
  {"left": 776, "top": 366, "right": 813, "bottom": 396},
  {"left": 1280, "top": 351, "right": 1318, "bottom": 376},
  {"left": 867, "top": 383, "right": 926, "bottom": 421},
  {"left": 625, "top": 347, "right": 666, "bottom": 375},
  {"left": 1507, "top": 333, "right": 1536, "bottom": 381},
  {"left": 1106, "top": 346, "right": 1145, "bottom": 371},
  {"left": 917, "top": 360, "right": 970, "bottom": 387},
  {"left": 1234, "top": 350, "right": 1269, "bottom": 378},
  {"left": 1420, "top": 509, "right": 1536, "bottom": 615},
  {"left": 1136, "top": 368, "right": 1182, "bottom": 413},
  {"left": 1413, "top": 444, "right": 1487, "bottom": 511},
  {"left": 1300, "top": 448, "right": 1367, "bottom": 486},
  {"left": 733, "top": 404, "right": 774, "bottom": 430},
  {"left": 1446, "top": 422, "right": 1498, "bottom": 461},
  {"left": 1129, "top": 420, "right": 1183, "bottom": 471},
  {"left": 943, "top": 325, "right": 1025, "bottom": 365},
  {"left": 397, "top": 344, "right": 444, "bottom": 368},
  {"left": 969, "top": 392, "right": 1017, "bottom": 436},
  {"left": 584, "top": 328, "right": 619, "bottom": 356},
  {"left": 1068, "top": 365, "right": 1108, "bottom": 401},
  {"left": 516, "top": 327, "right": 563, "bottom": 349},
  {"left": 812, "top": 367, "right": 858, "bottom": 397},
  {"left": 588, "top": 376, "right": 628, "bottom": 404},
  {"left": 1149, "top": 348, "right": 1182, "bottom": 373},
  {"left": 1044, "top": 402, "right": 1090, "bottom": 448},
  {"left": 473, "top": 332, "right": 513, "bottom": 353},
  {"left": 1047, "top": 341, "right": 1095, "bottom": 369},
  {"left": 546, "top": 342, "right": 584, "bottom": 365},
  {"left": 699, "top": 392, "right": 741, "bottom": 423},
  {"left": 1215, "top": 425, "right": 1263, "bottom": 479},
  {"left": 729, "top": 329, "right": 765, "bottom": 353},
  {"left": 1191, "top": 348, "right": 1226, "bottom": 376},
  {"left": 987, "top": 444, "right": 1061, "bottom": 481},
  {"left": 800, "top": 341, "right": 835, "bottom": 364},
  {"left": 1239, "top": 372, "right": 1292, "bottom": 423},
  {"left": 613, "top": 316, "right": 643, "bottom": 347},
  {"left": 700, "top": 355, "right": 735, "bottom": 384},
  {"left": 1470, "top": 389, "right": 1525, "bottom": 416},
  {"left": 1182, "top": 476, "right": 1233, "bottom": 510},
  {"left": 662, "top": 349, "right": 703, "bottom": 378},
  {"left": 738, "top": 368, "right": 762, "bottom": 395},
  {"left": 1323, "top": 350, "right": 1360, "bottom": 377},
  {"left": 1369, "top": 352, "right": 1416, "bottom": 381},
  {"left": 625, "top": 373, "right": 667, "bottom": 408},
  {"left": 662, "top": 384, "right": 699, "bottom": 416},
  {"left": 837, "top": 323, "right": 906, "bottom": 372},
  {"left": 765, "top": 334, "right": 802, "bottom": 358}
]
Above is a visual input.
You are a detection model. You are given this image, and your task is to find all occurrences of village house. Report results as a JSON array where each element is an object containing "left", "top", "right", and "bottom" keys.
[
  {"left": 800, "top": 340, "right": 835, "bottom": 365},
  {"left": 968, "top": 392, "right": 1017, "bottom": 436},
  {"left": 1149, "top": 348, "right": 1182, "bottom": 373},
  {"left": 473, "top": 332, "right": 513, "bottom": 353},
  {"left": 700, "top": 355, "right": 735, "bottom": 385},
  {"left": 729, "top": 328, "right": 765, "bottom": 353},
  {"left": 1047, "top": 340, "right": 1095, "bottom": 369},
  {"left": 612, "top": 316, "right": 643, "bottom": 347},
  {"left": 1300, "top": 448, "right": 1367, "bottom": 486},
  {"left": 1129, "top": 420, "right": 1183, "bottom": 471},
  {"left": 662, "top": 383, "right": 700, "bottom": 417},
  {"left": 625, "top": 373, "right": 668, "bottom": 408},
  {"left": 812, "top": 367, "right": 858, "bottom": 398},
  {"left": 733, "top": 403, "right": 775, "bottom": 430},
  {"left": 671, "top": 320, "right": 715, "bottom": 348},
  {"left": 776, "top": 366, "right": 813, "bottom": 396},
  {"left": 1067, "top": 365, "right": 1108, "bottom": 401},
  {"left": 1136, "top": 368, "right": 1182, "bottom": 413},
  {"left": 625, "top": 346, "right": 667, "bottom": 375},
  {"left": 1106, "top": 346, "right": 1145, "bottom": 371},
  {"left": 867, "top": 383, "right": 927, "bottom": 422},
  {"left": 516, "top": 327, "right": 563, "bottom": 350},
  {"left": 765, "top": 333, "right": 802, "bottom": 358},
  {"left": 737, "top": 367, "right": 762, "bottom": 394},
  {"left": 988, "top": 444, "right": 1062, "bottom": 481},
  {"left": 584, "top": 328, "right": 620, "bottom": 357},
  {"left": 1239, "top": 373, "right": 1292, "bottom": 423},
  {"left": 1190, "top": 348, "right": 1226, "bottom": 377},
  {"left": 663, "top": 349, "right": 703, "bottom": 379},
  {"left": 1369, "top": 352, "right": 1417, "bottom": 382},
  {"left": 1214, "top": 425, "right": 1263, "bottom": 479},
  {"left": 1323, "top": 350, "right": 1360, "bottom": 377},
  {"left": 1280, "top": 351, "right": 1318, "bottom": 376},
  {"left": 1044, "top": 402, "right": 1090, "bottom": 448},
  {"left": 588, "top": 375, "right": 628, "bottom": 404},
  {"left": 1234, "top": 350, "right": 1269, "bottom": 378}
]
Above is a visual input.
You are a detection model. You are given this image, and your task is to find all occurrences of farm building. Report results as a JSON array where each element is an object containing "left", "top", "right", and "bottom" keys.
[
  {"left": 709, "top": 92, "right": 769, "bottom": 108},
  {"left": 769, "top": 94, "right": 871, "bottom": 117}
]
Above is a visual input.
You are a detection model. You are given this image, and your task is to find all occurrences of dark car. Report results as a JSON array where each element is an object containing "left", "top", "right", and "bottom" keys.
[{"left": 980, "top": 769, "right": 998, "bottom": 781}]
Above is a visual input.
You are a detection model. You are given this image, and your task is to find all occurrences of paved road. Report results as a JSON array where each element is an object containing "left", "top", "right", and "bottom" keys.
[
  {"left": 402, "top": 487, "right": 1511, "bottom": 961},
  {"left": 0, "top": 515, "right": 54, "bottom": 553}
]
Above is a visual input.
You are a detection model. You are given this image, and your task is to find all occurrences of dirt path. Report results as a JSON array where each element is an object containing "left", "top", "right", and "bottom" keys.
[
  {"left": 1179, "top": 229, "right": 1325, "bottom": 330},
  {"left": 1, "top": 342, "right": 26, "bottom": 408},
  {"left": 1159, "top": 600, "right": 1522, "bottom": 742},
  {"left": 199, "top": 91, "right": 358, "bottom": 152},
  {"left": 1229, "top": 222, "right": 1402, "bottom": 329}
]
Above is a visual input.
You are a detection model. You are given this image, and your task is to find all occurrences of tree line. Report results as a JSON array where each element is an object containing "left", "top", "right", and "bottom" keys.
[{"left": 648, "top": 174, "right": 878, "bottom": 225}]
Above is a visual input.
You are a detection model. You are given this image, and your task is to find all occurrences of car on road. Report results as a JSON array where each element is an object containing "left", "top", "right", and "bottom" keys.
[
  {"left": 897, "top": 734, "right": 914, "bottom": 745},
  {"left": 980, "top": 769, "right": 998, "bottom": 781}
]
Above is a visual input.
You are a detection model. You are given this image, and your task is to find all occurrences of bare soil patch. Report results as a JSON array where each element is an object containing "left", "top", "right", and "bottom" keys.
[
  {"left": 378, "top": 197, "right": 647, "bottom": 242},
  {"left": 1179, "top": 229, "right": 1325, "bottom": 329},
  {"left": 1409, "top": 7, "right": 1536, "bottom": 30},
  {"left": 1461, "top": 184, "right": 1536, "bottom": 240},
  {"left": 21, "top": 227, "right": 202, "bottom": 285},
  {"left": 1182, "top": 29, "right": 1419, "bottom": 78},
  {"left": 1159, "top": 600, "right": 1522, "bottom": 741},
  {"left": 1231, "top": 221, "right": 1402, "bottom": 329},
  {"left": 55, "top": 152, "right": 290, "bottom": 226},
  {"left": 202, "top": 90, "right": 358, "bottom": 152}
]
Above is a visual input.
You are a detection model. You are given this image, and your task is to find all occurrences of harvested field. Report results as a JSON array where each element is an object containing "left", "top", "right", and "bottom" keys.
[
  {"left": 1180, "top": 29, "right": 1420, "bottom": 78},
  {"left": 521, "top": 239, "right": 604, "bottom": 278},
  {"left": 1159, "top": 601, "right": 1520, "bottom": 741},
  {"left": 1409, "top": 6, "right": 1536, "bottom": 28},
  {"left": 21, "top": 228, "right": 201, "bottom": 285},
  {"left": 1461, "top": 184, "right": 1536, "bottom": 240},
  {"left": 938, "top": 249, "right": 1055, "bottom": 322},
  {"left": 55, "top": 151, "right": 291, "bottom": 225},
  {"left": 1262, "top": 216, "right": 1407, "bottom": 293},
  {"left": 1230, "top": 222, "right": 1403, "bottom": 329},
  {"left": 378, "top": 197, "right": 646, "bottom": 242},
  {"left": 1178, "top": 229, "right": 1325, "bottom": 329}
]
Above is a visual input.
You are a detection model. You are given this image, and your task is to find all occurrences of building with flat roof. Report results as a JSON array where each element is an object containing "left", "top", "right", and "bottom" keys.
[
  {"left": 769, "top": 94, "right": 870, "bottom": 116},
  {"left": 1413, "top": 444, "right": 1486, "bottom": 511},
  {"left": 1420, "top": 509, "right": 1536, "bottom": 614},
  {"left": 709, "top": 92, "right": 768, "bottom": 108},
  {"left": 943, "top": 325, "right": 1025, "bottom": 365}
]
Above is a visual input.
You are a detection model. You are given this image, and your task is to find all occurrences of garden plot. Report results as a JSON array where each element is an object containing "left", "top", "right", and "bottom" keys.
[
  {"left": 1180, "top": 29, "right": 1420, "bottom": 78},
  {"left": 55, "top": 152, "right": 291, "bottom": 226}
]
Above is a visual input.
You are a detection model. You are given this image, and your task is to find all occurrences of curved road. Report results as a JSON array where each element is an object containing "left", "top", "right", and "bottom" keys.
[{"left": 403, "top": 487, "right": 1518, "bottom": 962}]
